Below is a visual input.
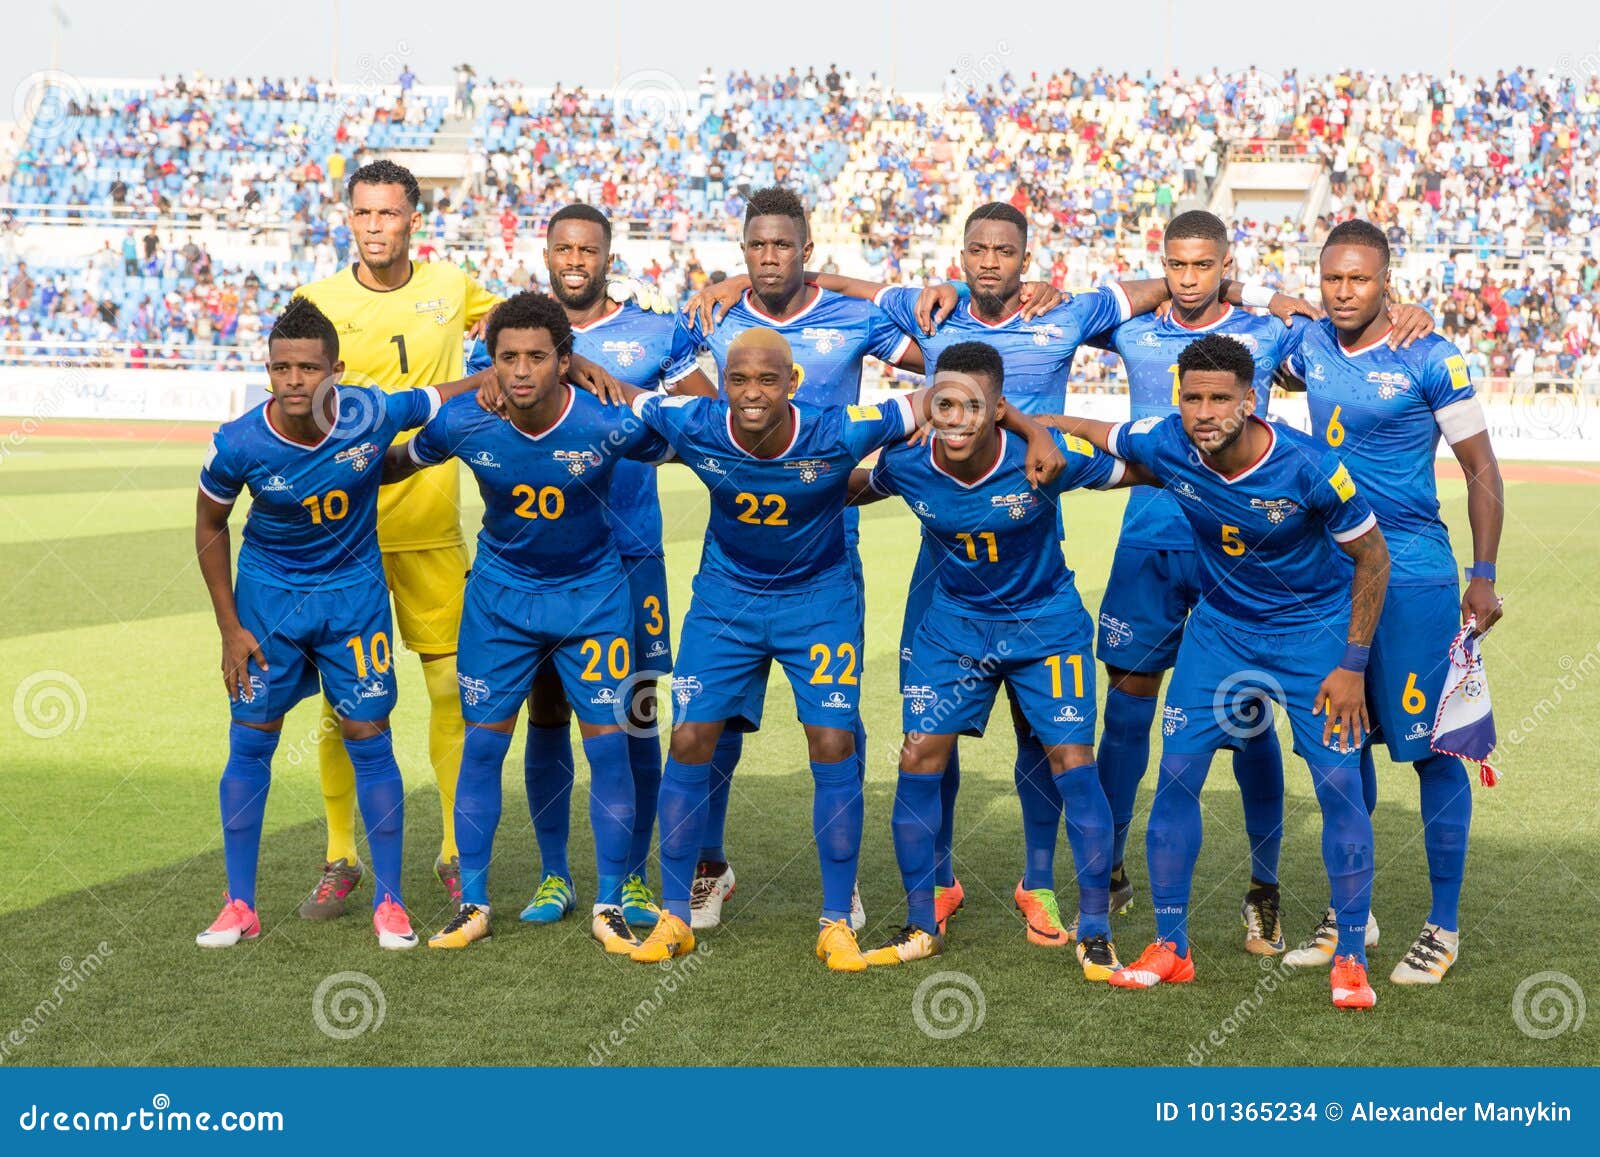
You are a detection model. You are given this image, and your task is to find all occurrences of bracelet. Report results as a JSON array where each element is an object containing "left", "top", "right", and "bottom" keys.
[
  {"left": 1466, "top": 562, "right": 1497, "bottom": 582},
  {"left": 1240, "top": 282, "right": 1276, "bottom": 309},
  {"left": 1338, "top": 643, "right": 1371, "bottom": 673}
]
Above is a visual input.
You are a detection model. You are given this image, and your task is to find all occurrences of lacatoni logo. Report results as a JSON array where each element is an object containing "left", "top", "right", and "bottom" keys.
[
  {"left": 1162, "top": 706, "right": 1187, "bottom": 736},
  {"left": 469, "top": 450, "right": 500, "bottom": 469},
  {"left": 785, "top": 458, "right": 830, "bottom": 484},
  {"left": 458, "top": 673, "right": 491, "bottom": 707},
  {"left": 1138, "top": 330, "right": 1162, "bottom": 348},
  {"left": 1054, "top": 704, "right": 1084, "bottom": 723},
  {"left": 1405, "top": 721, "right": 1431, "bottom": 741},
  {"left": 335, "top": 441, "right": 380, "bottom": 472},
  {"left": 646, "top": 639, "right": 669, "bottom": 659},
  {"left": 262, "top": 474, "right": 292, "bottom": 492},
  {"left": 991, "top": 491, "right": 1036, "bottom": 520},
  {"left": 591, "top": 687, "right": 619, "bottom": 706},
  {"left": 356, "top": 678, "right": 389, "bottom": 701},
  {"left": 1308, "top": 362, "right": 1327, "bottom": 382},
  {"left": 672, "top": 676, "right": 702, "bottom": 706},
  {"left": 1170, "top": 479, "right": 1201, "bottom": 502},
  {"left": 1099, "top": 613, "right": 1132, "bottom": 648},
  {"left": 900, "top": 646, "right": 914, "bottom": 663},
  {"left": 554, "top": 449, "right": 601, "bottom": 476},
  {"left": 1367, "top": 369, "right": 1413, "bottom": 400},
  {"left": 697, "top": 456, "right": 727, "bottom": 475},
  {"left": 801, "top": 327, "right": 847, "bottom": 354},
  {"left": 1249, "top": 496, "right": 1300, "bottom": 524},
  {"left": 903, "top": 684, "right": 937, "bottom": 715},
  {"left": 913, "top": 499, "right": 934, "bottom": 517},
  {"left": 822, "top": 691, "right": 852, "bottom": 710},
  {"left": 603, "top": 339, "right": 647, "bottom": 367}
]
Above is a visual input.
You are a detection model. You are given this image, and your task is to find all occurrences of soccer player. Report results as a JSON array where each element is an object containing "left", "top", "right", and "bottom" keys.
[
  {"left": 193, "top": 298, "right": 481, "bottom": 949},
  {"left": 385, "top": 292, "right": 676, "bottom": 953},
  {"left": 849, "top": 342, "right": 1150, "bottom": 979},
  {"left": 668, "top": 186, "right": 930, "bottom": 932},
  {"left": 1038, "top": 334, "right": 1392, "bottom": 1010},
  {"left": 580, "top": 327, "right": 1060, "bottom": 970},
  {"left": 464, "top": 204, "right": 715, "bottom": 930},
  {"left": 1278, "top": 220, "right": 1504, "bottom": 984},
  {"left": 1087, "top": 209, "right": 1431, "bottom": 956}
]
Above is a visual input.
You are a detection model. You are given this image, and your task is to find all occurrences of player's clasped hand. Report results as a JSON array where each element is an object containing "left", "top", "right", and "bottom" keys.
[
  {"left": 221, "top": 625, "right": 266, "bottom": 702},
  {"left": 1314, "top": 667, "right": 1368, "bottom": 753}
]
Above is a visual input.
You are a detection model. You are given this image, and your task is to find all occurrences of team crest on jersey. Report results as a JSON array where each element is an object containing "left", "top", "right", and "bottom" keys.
[
  {"left": 238, "top": 674, "right": 268, "bottom": 702},
  {"left": 903, "top": 684, "right": 937, "bottom": 715},
  {"left": 1231, "top": 333, "right": 1260, "bottom": 355},
  {"left": 554, "top": 449, "right": 601, "bottom": 475},
  {"left": 262, "top": 474, "right": 292, "bottom": 492},
  {"left": 786, "top": 458, "right": 830, "bottom": 483},
  {"left": 697, "top": 456, "right": 727, "bottom": 475},
  {"left": 335, "top": 441, "right": 381, "bottom": 472},
  {"left": 672, "top": 675, "right": 702, "bottom": 707},
  {"left": 821, "top": 690, "right": 852, "bottom": 710},
  {"left": 991, "top": 491, "right": 1036, "bottom": 519},
  {"left": 458, "top": 673, "right": 491, "bottom": 707},
  {"left": 469, "top": 450, "right": 500, "bottom": 469},
  {"left": 1162, "top": 706, "right": 1188, "bottom": 736},
  {"left": 1024, "top": 323, "right": 1064, "bottom": 348},
  {"left": 1249, "top": 497, "right": 1300, "bottom": 523},
  {"left": 414, "top": 297, "right": 451, "bottom": 325},
  {"left": 1367, "top": 370, "right": 1412, "bottom": 400},
  {"left": 802, "top": 327, "right": 847, "bottom": 354},
  {"left": 603, "top": 339, "right": 647, "bottom": 368},
  {"left": 1099, "top": 614, "right": 1133, "bottom": 648},
  {"left": 1054, "top": 704, "right": 1084, "bottom": 723}
]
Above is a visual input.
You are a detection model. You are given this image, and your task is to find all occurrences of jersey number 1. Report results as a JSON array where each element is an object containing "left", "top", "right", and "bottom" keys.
[{"left": 390, "top": 334, "right": 409, "bottom": 375}]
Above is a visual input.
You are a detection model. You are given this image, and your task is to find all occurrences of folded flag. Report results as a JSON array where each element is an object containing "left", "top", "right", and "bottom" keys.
[{"left": 1431, "top": 617, "right": 1498, "bottom": 786}]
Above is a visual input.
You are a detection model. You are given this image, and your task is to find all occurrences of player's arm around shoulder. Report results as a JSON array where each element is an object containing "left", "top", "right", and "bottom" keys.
[{"left": 383, "top": 396, "right": 463, "bottom": 484}]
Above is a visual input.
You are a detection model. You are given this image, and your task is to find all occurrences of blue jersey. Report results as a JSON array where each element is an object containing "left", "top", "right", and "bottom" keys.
[
  {"left": 1109, "top": 414, "right": 1378, "bottom": 633},
  {"left": 870, "top": 428, "right": 1124, "bottom": 618},
  {"left": 200, "top": 386, "right": 438, "bottom": 589},
  {"left": 873, "top": 285, "right": 1130, "bottom": 416},
  {"left": 632, "top": 392, "right": 914, "bottom": 593},
  {"left": 1098, "top": 305, "right": 1299, "bottom": 549},
  {"left": 409, "top": 387, "right": 670, "bottom": 594},
  {"left": 467, "top": 301, "right": 700, "bottom": 559},
  {"left": 1286, "top": 321, "right": 1474, "bottom": 586},
  {"left": 682, "top": 287, "right": 913, "bottom": 407}
]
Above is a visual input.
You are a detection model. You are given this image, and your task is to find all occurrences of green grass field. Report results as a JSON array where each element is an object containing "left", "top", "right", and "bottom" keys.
[{"left": 1, "top": 425, "right": 1595, "bottom": 1067}]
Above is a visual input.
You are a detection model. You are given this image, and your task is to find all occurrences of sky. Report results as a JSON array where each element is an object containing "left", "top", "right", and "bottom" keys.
[{"left": 1, "top": 0, "right": 1591, "bottom": 116}]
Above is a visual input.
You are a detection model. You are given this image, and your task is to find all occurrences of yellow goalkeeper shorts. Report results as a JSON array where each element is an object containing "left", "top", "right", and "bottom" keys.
[{"left": 382, "top": 544, "right": 470, "bottom": 654}]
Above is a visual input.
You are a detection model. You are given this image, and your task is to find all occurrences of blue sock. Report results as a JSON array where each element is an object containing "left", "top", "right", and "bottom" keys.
[
  {"left": 1098, "top": 688, "right": 1157, "bottom": 869},
  {"left": 456, "top": 726, "right": 512, "bottom": 907},
  {"left": 582, "top": 732, "right": 635, "bottom": 906},
  {"left": 934, "top": 743, "right": 960, "bottom": 888},
  {"left": 1360, "top": 743, "right": 1379, "bottom": 815},
  {"left": 1014, "top": 731, "right": 1061, "bottom": 890},
  {"left": 625, "top": 731, "right": 662, "bottom": 883},
  {"left": 1230, "top": 726, "right": 1285, "bottom": 885},
  {"left": 853, "top": 716, "right": 869, "bottom": 784},
  {"left": 345, "top": 731, "right": 407, "bottom": 910},
  {"left": 1416, "top": 753, "right": 1471, "bottom": 932},
  {"left": 218, "top": 722, "right": 278, "bottom": 910},
  {"left": 523, "top": 724, "right": 573, "bottom": 883},
  {"left": 1054, "top": 762, "right": 1114, "bottom": 940},
  {"left": 1309, "top": 760, "right": 1374, "bottom": 964},
  {"left": 1146, "top": 752, "right": 1212, "bottom": 956},
  {"left": 699, "top": 730, "right": 741, "bottom": 862},
  {"left": 891, "top": 770, "right": 943, "bottom": 931},
  {"left": 811, "top": 755, "right": 863, "bottom": 923},
  {"left": 657, "top": 756, "right": 711, "bottom": 923}
]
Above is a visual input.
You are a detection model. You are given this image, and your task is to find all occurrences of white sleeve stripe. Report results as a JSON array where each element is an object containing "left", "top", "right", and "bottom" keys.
[
  {"left": 1095, "top": 457, "right": 1128, "bottom": 490},
  {"left": 407, "top": 440, "right": 436, "bottom": 466},
  {"left": 421, "top": 386, "right": 442, "bottom": 421},
  {"left": 888, "top": 392, "right": 915, "bottom": 430},
  {"left": 887, "top": 333, "right": 914, "bottom": 366},
  {"left": 866, "top": 467, "right": 891, "bottom": 496},
  {"left": 197, "top": 480, "right": 236, "bottom": 505},
  {"left": 1332, "top": 511, "right": 1379, "bottom": 543},
  {"left": 1107, "top": 283, "right": 1133, "bottom": 323},
  {"left": 1106, "top": 421, "right": 1129, "bottom": 452},
  {"left": 630, "top": 393, "right": 652, "bottom": 419},
  {"left": 1435, "top": 396, "right": 1488, "bottom": 444},
  {"left": 662, "top": 362, "right": 698, "bottom": 385},
  {"left": 871, "top": 285, "right": 897, "bottom": 307}
]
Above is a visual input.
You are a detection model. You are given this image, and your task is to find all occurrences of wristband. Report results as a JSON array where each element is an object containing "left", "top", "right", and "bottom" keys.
[
  {"left": 1240, "top": 282, "right": 1276, "bottom": 309},
  {"left": 1338, "top": 643, "right": 1371, "bottom": 673},
  {"left": 1466, "top": 562, "right": 1496, "bottom": 582}
]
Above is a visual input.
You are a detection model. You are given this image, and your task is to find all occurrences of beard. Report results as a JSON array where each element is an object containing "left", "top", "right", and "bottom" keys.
[
  {"left": 970, "top": 289, "right": 1008, "bottom": 317},
  {"left": 551, "top": 274, "right": 604, "bottom": 311}
]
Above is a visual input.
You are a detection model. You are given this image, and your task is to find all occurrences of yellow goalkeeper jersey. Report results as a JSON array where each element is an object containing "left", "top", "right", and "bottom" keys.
[{"left": 296, "top": 262, "right": 501, "bottom": 551}]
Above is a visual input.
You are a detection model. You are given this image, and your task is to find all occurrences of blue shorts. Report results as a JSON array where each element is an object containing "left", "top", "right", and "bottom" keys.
[
  {"left": 1368, "top": 581, "right": 1460, "bottom": 762},
  {"left": 623, "top": 554, "right": 674, "bottom": 677},
  {"left": 903, "top": 599, "right": 1098, "bottom": 747},
  {"left": 670, "top": 576, "right": 863, "bottom": 732},
  {"left": 231, "top": 578, "right": 397, "bottom": 724},
  {"left": 898, "top": 533, "right": 941, "bottom": 683},
  {"left": 1095, "top": 543, "right": 1201, "bottom": 674},
  {"left": 456, "top": 572, "right": 634, "bottom": 727},
  {"left": 1163, "top": 611, "right": 1359, "bottom": 766}
]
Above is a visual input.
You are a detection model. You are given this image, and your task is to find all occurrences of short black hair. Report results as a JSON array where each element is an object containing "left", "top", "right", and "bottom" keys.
[
  {"left": 269, "top": 297, "right": 339, "bottom": 363},
  {"left": 346, "top": 159, "right": 421, "bottom": 209},
  {"left": 934, "top": 341, "right": 1005, "bottom": 392},
  {"left": 1323, "top": 218, "right": 1390, "bottom": 267},
  {"left": 1165, "top": 209, "right": 1229, "bottom": 247},
  {"left": 485, "top": 291, "right": 573, "bottom": 357},
  {"left": 743, "top": 185, "right": 808, "bottom": 240},
  {"left": 1176, "top": 333, "right": 1255, "bottom": 389},
  {"left": 548, "top": 202, "right": 612, "bottom": 244},
  {"left": 964, "top": 201, "right": 1028, "bottom": 243}
]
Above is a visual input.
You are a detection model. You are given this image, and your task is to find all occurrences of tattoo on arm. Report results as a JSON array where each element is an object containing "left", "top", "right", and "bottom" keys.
[{"left": 1340, "top": 526, "right": 1390, "bottom": 645}]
